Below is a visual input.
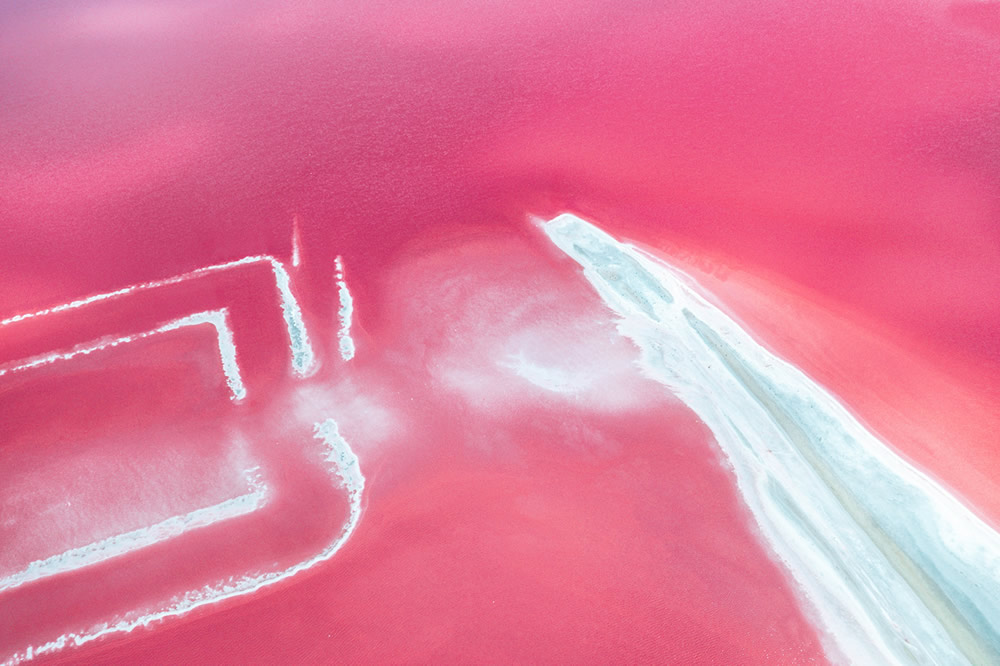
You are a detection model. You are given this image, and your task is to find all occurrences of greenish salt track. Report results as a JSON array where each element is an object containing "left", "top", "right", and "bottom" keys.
[{"left": 542, "top": 213, "right": 1000, "bottom": 665}]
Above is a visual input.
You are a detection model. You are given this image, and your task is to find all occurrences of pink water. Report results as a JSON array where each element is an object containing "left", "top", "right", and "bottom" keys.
[{"left": 2, "top": 0, "right": 999, "bottom": 663}]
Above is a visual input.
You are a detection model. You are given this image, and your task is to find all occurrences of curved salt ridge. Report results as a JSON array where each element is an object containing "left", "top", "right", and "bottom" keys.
[
  {"left": 4, "top": 418, "right": 365, "bottom": 666},
  {"left": 334, "top": 256, "right": 356, "bottom": 361},
  {"left": 0, "top": 255, "right": 316, "bottom": 378},
  {"left": 0, "top": 309, "right": 246, "bottom": 401},
  {"left": 0, "top": 469, "right": 268, "bottom": 594},
  {"left": 541, "top": 213, "right": 1000, "bottom": 665}
]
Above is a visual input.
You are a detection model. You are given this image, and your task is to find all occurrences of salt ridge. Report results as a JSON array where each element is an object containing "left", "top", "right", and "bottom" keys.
[
  {"left": 0, "top": 256, "right": 354, "bottom": 663},
  {"left": 334, "top": 256, "right": 356, "bottom": 361},
  {"left": 0, "top": 469, "right": 268, "bottom": 593},
  {"left": 542, "top": 213, "right": 1000, "bottom": 665},
  {"left": 0, "top": 309, "right": 247, "bottom": 401},
  {"left": 3, "top": 418, "right": 364, "bottom": 665},
  {"left": 0, "top": 255, "right": 316, "bottom": 378}
]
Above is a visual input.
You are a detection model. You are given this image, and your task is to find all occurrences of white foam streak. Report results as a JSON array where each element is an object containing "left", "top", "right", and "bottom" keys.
[
  {"left": 4, "top": 419, "right": 364, "bottom": 666},
  {"left": 542, "top": 213, "right": 1000, "bottom": 665},
  {"left": 334, "top": 256, "right": 356, "bottom": 361},
  {"left": 291, "top": 216, "right": 302, "bottom": 268},
  {"left": 0, "top": 470, "right": 268, "bottom": 593},
  {"left": 500, "top": 352, "right": 583, "bottom": 394}
]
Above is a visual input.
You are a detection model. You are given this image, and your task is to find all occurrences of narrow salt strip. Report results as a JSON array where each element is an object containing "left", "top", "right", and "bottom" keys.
[{"left": 334, "top": 256, "right": 355, "bottom": 361}]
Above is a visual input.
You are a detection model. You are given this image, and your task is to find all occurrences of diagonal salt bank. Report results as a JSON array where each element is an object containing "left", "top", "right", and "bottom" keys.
[{"left": 542, "top": 213, "right": 1000, "bottom": 665}]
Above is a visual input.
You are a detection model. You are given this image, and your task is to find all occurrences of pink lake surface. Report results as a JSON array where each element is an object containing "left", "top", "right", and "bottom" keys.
[{"left": 1, "top": 0, "right": 999, "bottom": 663}]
